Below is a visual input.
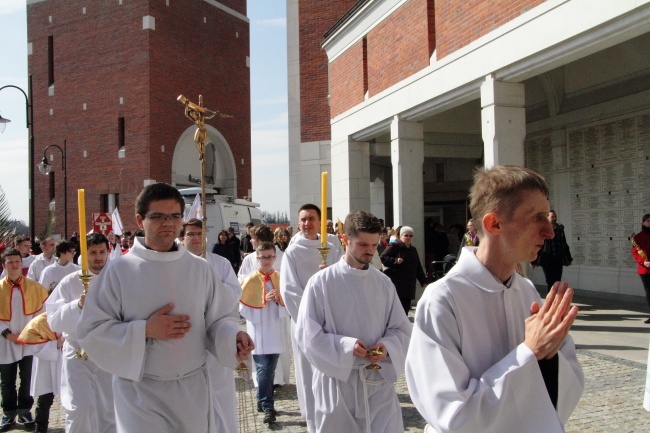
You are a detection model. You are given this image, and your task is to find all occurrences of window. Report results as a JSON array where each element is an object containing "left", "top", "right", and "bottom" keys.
[
  {"left": 48, "top": 36, "right": 54, "bottom": 86},
  {"left": 118, "top": 117, "right": 125, "bottom": 149}
]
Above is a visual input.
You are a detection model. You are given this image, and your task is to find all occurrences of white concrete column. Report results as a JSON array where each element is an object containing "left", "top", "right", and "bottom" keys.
[
  {"left": 331, "top": 135, "right": 370, "bottom": 221},
  {"left": 390, "top": 116, "right": 425, "bottom": 268},
  {"left": 481, "top": 74, "right": 526, "bottom": 167}
]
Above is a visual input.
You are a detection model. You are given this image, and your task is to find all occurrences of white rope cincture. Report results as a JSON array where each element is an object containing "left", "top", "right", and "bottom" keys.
[{"left": 354, "top": 364, "right": 385, "bottom": 433}]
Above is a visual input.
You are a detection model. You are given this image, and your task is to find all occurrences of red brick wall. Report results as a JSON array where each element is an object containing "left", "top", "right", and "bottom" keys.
[
  {"left": 329, "top": 39, "right": 366, "bottom": 118},
  {"left": 299, "top": 0, "right": 357, "bottom": 142},
  {"left": 27, "top": 0, "right": 249, "bottom": 235},
  {"left": 366, "top": 0, "right": 433, "bottom": 97},
  {"left": 435, "top": 0, "right": 545, "bottom": 59}
]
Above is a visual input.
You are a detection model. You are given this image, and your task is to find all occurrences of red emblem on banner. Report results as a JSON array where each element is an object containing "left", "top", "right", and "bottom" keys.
[{"left": 92, "top": 213, "right": 112, "bottom": 235}]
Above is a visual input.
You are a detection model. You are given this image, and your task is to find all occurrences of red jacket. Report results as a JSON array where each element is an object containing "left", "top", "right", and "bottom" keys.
[{"left": 632, "top": 230, "right": 650, "bottom": 275}]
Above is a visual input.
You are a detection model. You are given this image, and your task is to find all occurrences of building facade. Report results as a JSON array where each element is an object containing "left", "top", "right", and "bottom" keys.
[
  {"left": 288, "top": 0, "right": 650, "bottom": 300},
  {"left": 28, "top": 0, "right": 251, "bottom": 236}
]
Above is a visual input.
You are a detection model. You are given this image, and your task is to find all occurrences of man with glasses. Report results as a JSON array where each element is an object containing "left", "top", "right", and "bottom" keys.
[
  {"left": 179, "top": 218, "right": 240, "bottom": 433},
  {"left": 240, "top": 242, "right": 288, "bottom": 425},
  {"left": 27, "top": 238, "right": 56, "bottom": 283},
  {"left": 78, "top": 182, "right": 254, "bottom": 433},
  {"left": 380, "top": 226, "right": 427, "bottom": 315}
]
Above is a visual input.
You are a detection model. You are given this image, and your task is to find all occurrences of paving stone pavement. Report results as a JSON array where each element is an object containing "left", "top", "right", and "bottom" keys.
[{"left": 37, "top": 348, "right": 648, "bottom": 433}]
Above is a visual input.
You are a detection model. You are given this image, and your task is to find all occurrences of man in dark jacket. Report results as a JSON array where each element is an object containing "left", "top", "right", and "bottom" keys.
[
  {"left": 380, "top": 226, "right": 427, "bottom": 314},
  {"left": 532, "top": 210, "right": 572, "bottom": 289}
]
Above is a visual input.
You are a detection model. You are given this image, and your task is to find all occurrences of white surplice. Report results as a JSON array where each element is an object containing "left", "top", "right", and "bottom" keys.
[
  {"left": 39, "top": 261, "right": 80, "bottom": 293},
  {"left": 237, "top": 245, "right": 291, "bottom": 386},
  {"left": 29, "top": 340, "right": 62, "bottom": 397},
  {"left": 26, "top": 254, "right": 56, "bottom": 283},
  {"left": 204, "top": 252, "right": 240, "bottom": 433},
  {"left": 296, "top": 259, "right": 411, "bottom": 433},
  {"left": 406, "top": 247, "right": 584, "bottom": 433},
  {"left": 76, "top": 238, "right": 241, "bottom": 433},
  {"left": 46, "top": 270, "right": 116, "bottom": 433},
  {"left": 280, "top": 233, "right": 341, "bottom": 432}
]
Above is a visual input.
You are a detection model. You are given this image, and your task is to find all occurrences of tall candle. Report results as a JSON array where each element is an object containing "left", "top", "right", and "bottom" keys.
[
  {"left": 77, "top": 189, "right": 89, "bottom": 270},
  {"left": 320, "top": 172, "right": 327, "bottom": 245}
]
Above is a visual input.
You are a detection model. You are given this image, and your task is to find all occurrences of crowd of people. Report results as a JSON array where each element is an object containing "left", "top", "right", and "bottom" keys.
[{"left": 2, "top": 164, "right": 648, "bottom": 432}]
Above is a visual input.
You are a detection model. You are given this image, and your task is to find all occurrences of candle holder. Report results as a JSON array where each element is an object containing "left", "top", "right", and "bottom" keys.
[
  {"left": 78, "top": 269, "right": 92, "bottom": 295},
  {"left": 317, "top": 244, "right": 330, "bottom": 268},
  {"left": 76, "top": 269, "right": 93, "bottom": 361}
]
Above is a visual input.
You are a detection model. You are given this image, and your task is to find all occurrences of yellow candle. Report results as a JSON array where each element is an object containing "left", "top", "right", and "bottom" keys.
[
  {"left": 320, "top": 172, "right": 327, "bottom": 245},
  {"left": 78, "top": 189, "right": 89, "bottom": 270}
]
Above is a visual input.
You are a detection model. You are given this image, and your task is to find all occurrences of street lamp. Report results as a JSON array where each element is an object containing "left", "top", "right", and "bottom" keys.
[
  {"left": 38, "top": 139, "right": 67, "bottom": 239},
  {"left": 0, "top": 75, "right": 35, "bottom": 242}
]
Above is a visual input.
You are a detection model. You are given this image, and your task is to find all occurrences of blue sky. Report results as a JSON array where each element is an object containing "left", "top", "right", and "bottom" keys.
[{"left": 0, "top": 1, "right": 289, "bottom": 224}]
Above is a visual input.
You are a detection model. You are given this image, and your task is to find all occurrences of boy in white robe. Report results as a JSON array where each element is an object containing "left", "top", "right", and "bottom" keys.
[
  {"left": 180, "top": 219, "right": 240, "bottom": 433},
  {"left": 0, "top": 249, "right": 48, "bottom": 431},
  {"left": 237, "top": 225, "right": 289, "bottom": 388},
  {"left": 76, "top": 183, "right": 254, "bottom": 433},
  {"left": 406, "top": 165, "right": 584, "bottom": 433},
  {"left": 39, "top": 240, "right": 79, "bottom": 293},
  {"left": 280, "top": 204, "right": 341, "bottom": 433},
  {"left": 296, "top": 210, "right": 411, "bottom": 433},
  {"left": 46, "top": 233, "right": 116, "bottom": 433},
  {"left": 240, "top": 241, "right": 289, "bottom": 425},
  {"left": 26, "top": 238, "right": 56, "bottom": 283}
]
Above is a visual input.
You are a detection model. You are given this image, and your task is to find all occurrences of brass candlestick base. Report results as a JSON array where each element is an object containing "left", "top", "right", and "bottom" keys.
[
  {"left": 317, "top": 245, "right": 330, "bottom": 268},
  {"left": 79, "top": 269, "right": 92, "bottom": 295},
  {"left": 366, "top": 348, "right": 383, "bottom": 370}
]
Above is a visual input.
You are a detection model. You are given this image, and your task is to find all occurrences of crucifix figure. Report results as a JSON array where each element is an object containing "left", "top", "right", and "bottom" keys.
[{"left": 177, "top": 94, "right": 231, "bottom": 257}]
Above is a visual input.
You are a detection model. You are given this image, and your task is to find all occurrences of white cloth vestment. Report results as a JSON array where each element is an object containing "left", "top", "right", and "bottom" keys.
[
  {"left": 39, "top": 261, "right": 80, "bottom": 293},
  {"left": 296, "top": 259, "right": 411, "bottom": 433},
  {"left": 46, "top": 270, "right": 116, "bottom": 433},
  {"left": 204, "top": 252, "right": 241, "bottom": 433},
  {"left": 406, "top": 248, "right": 584, "bottom": 433},
  {"left": 280, "top": 233, "right": 341, "bottom": 432},
  {"left": 77, "top": 238, "right": 241, "bottom": 433},
  {"left": 27, "top": 254, "right": 56, "bottom": 283}
]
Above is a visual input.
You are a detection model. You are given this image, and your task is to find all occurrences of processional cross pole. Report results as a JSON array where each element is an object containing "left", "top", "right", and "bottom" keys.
[{"left": 177, "top": 94, "right": 231, "bottom": 257}]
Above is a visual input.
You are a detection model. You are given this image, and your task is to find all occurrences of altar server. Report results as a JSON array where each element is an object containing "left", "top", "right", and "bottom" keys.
[{"left": 406, "top": 165, "right": 584, "bottom": 433}]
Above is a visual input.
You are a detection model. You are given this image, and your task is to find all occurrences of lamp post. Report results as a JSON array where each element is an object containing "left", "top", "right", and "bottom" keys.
[
  {"left": 0, "top": 75, "right": 35, "bottom": 242},
  {"left": 38, "top": 139, "right": 67, "bottom": 239}
]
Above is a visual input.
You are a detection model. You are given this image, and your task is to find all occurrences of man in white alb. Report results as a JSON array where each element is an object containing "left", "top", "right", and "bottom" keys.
[
  {"left": 296, "top": 211, "right": 411, "bottom": 433},
  {"left": 26, "top": 238, "right": 55, "bottom": 283},
  {"left": 77, "top": 183, "right": 254, "bottom": 433},
  {"left": 179, "top": 218, "right": 240, "bottom": 433},
  {"left": 280, "top": 204, "right": 341, "bottom": 432},
  {"left": 405, "top": 165, "right": 584, "bottom": 433},
  {"left": 39, "top": 241, "right": 79, "bottom": 294},
  {"left": 46, "top": 232, "right": 116, "bottom": 433}
]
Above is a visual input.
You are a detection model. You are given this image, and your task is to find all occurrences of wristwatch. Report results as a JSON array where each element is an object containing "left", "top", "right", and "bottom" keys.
[{"left": 1, "top": 329, "right": 11, "bottom": 339}]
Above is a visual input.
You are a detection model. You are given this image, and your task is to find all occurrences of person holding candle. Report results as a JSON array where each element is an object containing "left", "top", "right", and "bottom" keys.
[
  {"left": 77, "top": 183, "right": 254, "bottom": 433},
  {"left": 46, "top": 233, "right": 116, "bottom": 433},
  {"left": 280, "top": 203, "right": 341, "bottom": 433}
]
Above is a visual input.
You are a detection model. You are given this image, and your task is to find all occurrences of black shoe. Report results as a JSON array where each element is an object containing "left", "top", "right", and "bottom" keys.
[
  {"left": 257, "top": 401, "right": 263, "bottom": 413},
  {"left": 0, "top": 416, "right": 15, "bottom": 432},
  {"left": 645, "top": 318, "right": 650, "bottom": 324},
  {"left": 18, "top": 413, "right": 35, "bottom": 431},
  {"left": 263, "top": 410, "right": 277, "bottom": 424}
]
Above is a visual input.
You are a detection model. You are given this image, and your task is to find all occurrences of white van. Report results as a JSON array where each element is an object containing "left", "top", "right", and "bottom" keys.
[{"left": 178, "top": 187, "right": 264, "bottom": 250}]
